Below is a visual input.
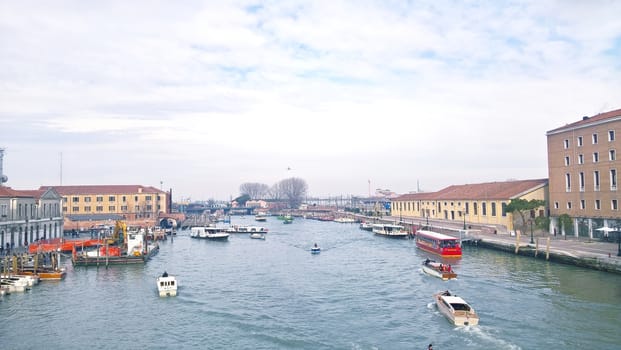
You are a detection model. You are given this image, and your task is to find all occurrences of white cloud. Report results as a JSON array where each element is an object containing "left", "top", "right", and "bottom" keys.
[{"left": 1, "top": 0, "right": 620, "bottom": 199}]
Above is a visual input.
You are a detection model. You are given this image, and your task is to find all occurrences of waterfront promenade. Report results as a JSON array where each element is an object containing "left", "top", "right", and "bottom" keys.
[{"left": 383, "top": 214, "right": 621, "bottom": 274}]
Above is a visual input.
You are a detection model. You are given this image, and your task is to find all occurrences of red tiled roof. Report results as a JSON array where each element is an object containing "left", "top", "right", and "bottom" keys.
[
  {"left": 0, "top": 186, "right": 35, "bottom": 198},
  {"left": 39, "top": 185, "right": 165, "bottom": 196},
  {"left": 546, "top": 108, "right": 621, "bottom": 134},
  {"left": 393, "top": 179, "right": 548, "bottom": 201}
]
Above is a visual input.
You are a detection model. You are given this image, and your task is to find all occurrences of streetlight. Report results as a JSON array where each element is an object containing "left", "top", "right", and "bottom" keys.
[{"left": 529, "top": 219, "right": 534, "bottom": 244}]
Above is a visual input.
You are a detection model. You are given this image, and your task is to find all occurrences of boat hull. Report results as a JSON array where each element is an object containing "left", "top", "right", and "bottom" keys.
[
  {"left": 72, "top": 246, "right": 159, "bottom": 267},
  {"left": 434, "top": 292, "right": 479, "bottom": 326},
  {"left": 422, "top": 264, "right": 457, "bottom": 281}
]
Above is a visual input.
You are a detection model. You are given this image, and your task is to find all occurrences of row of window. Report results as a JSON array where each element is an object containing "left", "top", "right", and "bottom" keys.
[
  {"left": 394, "top": 201, "right": 508, "bottom": 217},
  {"left": 564, "top": 130, "right": 616, "bottom": 148},
  {"left": 564, "top": 150, "right": 616, "bottom": 166},
  {"left": 66, "top": 195, "right": 160, "bottom": 203},
  {"left": 0, "top": 203, "right": 61, "bottom": 219},
  {"left": 554, "top": 199, "right": 619, "bottom": 211},
  {"left": 63, "top": 205, "right": 161, "bottom": 212},
  {"left": 565, "top": 169, "right": 617, "bottom": 192}
]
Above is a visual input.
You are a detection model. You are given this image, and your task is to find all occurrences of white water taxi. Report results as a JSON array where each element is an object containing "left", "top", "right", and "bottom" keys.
[
  {"left": 372, "top": 223, "right": 409, "bottom": 238},
  {"left": 157, "top": 271, "right": 178, "bottom": 297},
  {"left": 190, "top": 226, "right": 230, "bottom": 240},
  {"left": 250, "top": 233, "right": 266, "bottom": 240},
  {"left": 434, "top": 290, "right": 479, "bottom": 326}
]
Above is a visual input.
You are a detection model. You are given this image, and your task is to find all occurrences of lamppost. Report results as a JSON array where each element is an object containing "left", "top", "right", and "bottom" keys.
[
  {"left": 529, "top": 219, "right": 534, "bottom": 244},
  {"left": 463, "top": 211, "right": 467, "bottom": 230}
]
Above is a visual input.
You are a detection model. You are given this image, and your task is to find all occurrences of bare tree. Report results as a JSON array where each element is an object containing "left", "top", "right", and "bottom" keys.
[
  {"left": 267, "top": 183, "right": 282, "bottom": 201},
  {"left": 277, "top": 177, "right": 308, "bottom": 209},
  {"left": 239, "top": 182, "right": 270, "bottom": 199}
]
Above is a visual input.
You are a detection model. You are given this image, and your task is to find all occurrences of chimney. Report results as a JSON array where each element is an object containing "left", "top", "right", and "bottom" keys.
[
  {"left": 0, "top": 148, "right": 7, "bottom": 186},
  {"left": 582, "top": 116, "right": 589, "bottom": 120}
]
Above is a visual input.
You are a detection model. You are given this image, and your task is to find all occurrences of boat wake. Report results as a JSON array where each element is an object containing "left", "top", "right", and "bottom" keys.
[{"left": 455, "top": 325, "right": 522, "bottom": 350}]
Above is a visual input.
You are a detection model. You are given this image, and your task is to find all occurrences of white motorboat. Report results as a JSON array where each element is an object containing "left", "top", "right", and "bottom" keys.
[
  {"left": 359, "top": 222, "right": 374, "bottom": 231},
  {"left": 311, "top": 244, "right": 321, "bottom": 254},
  {"left": 190, "top": 226, "right": 230, "bottom": 240},
  {"left": 434, "top": 290, "right": 479, "bottom": 326},
  {"left": 226, "top": 225, "right": 268, "bottom": 234},
  {"left": 334, "top": 217, "right": 356, "bottom": 223},
  {"left": 157, "top": 272, "right": 178, "bottom": 297},
  {"left": 255, "top": 213, "right": 268, "bottom": 222},
  {"left": 422, "top": 259, "right": 457, "bottom": 281},
  {"left": 249, "top": 233, "right": 266, "bottom": 240},
  {"left": 372, "top": 223, "right": 409, "bottom": 238}
]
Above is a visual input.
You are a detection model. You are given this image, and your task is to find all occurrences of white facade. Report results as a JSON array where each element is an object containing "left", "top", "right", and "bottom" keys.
[{"left": 0, "top": 187, "right": 64, "bottom": 251}]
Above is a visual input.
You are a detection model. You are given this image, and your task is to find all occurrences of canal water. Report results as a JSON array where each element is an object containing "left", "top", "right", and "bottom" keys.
[{"left": 2, "top": 217, "right": 620, "bottom": 349}]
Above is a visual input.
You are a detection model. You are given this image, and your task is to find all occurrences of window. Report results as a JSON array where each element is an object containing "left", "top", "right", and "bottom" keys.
[
  {"left": 610, "top": 149, "right": 616, "bottom": 161},
  {"left": 482, "top": 203, "right": 487, "bottom": 216},
  {"left": 612, "top": 199, "right": 618, "bottom": 211},
  {"left": 554, "top": 202, "right": 559, "bottom": 209},
  {"left": 72, "top": 197, "right": 79, "bottom": 203},
  {"left": 122, "top": 196, "right": 127, "bottom": 202},
  {"left": 611, "top": 169, "right": 618, "bottom": 190},
  {"left": 580, "top": 200, "right": 585, "bottom": 209},
  {"left": 594, "top": 171, "right": 600, "bottom": 191},
  {"left": 146, "top": 205, "right": 153, "bottom": 211},
  {"left": 84, "top": 197, "right": 91, "bottom": 202},
  {"left": 465, "top": 202, "right": 469, "bottom": 215},
  {"left": 96, "top": 206, "right": 103, "bottom": 212},
  {"left": 84, "top": 206, "right": 91, "bottom": 212},
  {"left": 109, "top": 196, "right": 116, "bottom": 202},
  {"left": 564, "top": 156, "right": 570, "bottom": 166},
  {"left": 121, "top": 206, "right": 128, "bottom": 211},
  {"left": 134, "top": 205, "right": 140, "bottom": 211},
  {"left": 593, "top": 152, "right": 599, "bottom": 163},
  {"left": 577, "top": 136, "right": 583, "bottom": 146},
  {"left": 609, "top": 130, "right": 616, "bottom": 142},
  {"left": 567, "top": 202, "right": 572, "bottom": 209},
  {"left": 134, "top": 196, "right": 139, "bottom": 202},
  {"left": 579, "top": 172, "right": 585, "bottom": 191},
  {"left": 96, "top": 196, "right": 103, "bottom": 202},
  {"left": 578, "top": 154, "right": 584, "bottom": 164},
  {"left": 595, "top": 200, "right": 601, "bottom": 210},
  {"left": 491, "top": 203, "right": 496, "bottom": 216},
  {"left": 72, "top": 206, "right": 79, "bottom": 212},
  {"left": 473, "top": 203, "right": 478, "bottom": 215},
  {"left": 592, "top": 133, "right": 598, "bottom": 144},
  {"left": 146, "top": 196, "right": 152, "bottom": 201},
  {"left": 564, "top": 139, "right": 569, "bottom": 149},
  {"left": 108, "top": 206, "right": 115, "bottom": 211},
  {"left": 565, "top": 173, "right": 571, "bottom": 192}
]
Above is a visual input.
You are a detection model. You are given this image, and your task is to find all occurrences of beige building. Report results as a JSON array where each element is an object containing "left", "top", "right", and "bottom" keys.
[
  {"left": 43, "top": 185, "right": 171, "bottom": 222},
  {"left": 546, "top": 108, "right": 621, "bottom": 238},
  {"left": 0, "top": 186, "right": 64, "bottom": 250},
  {"left": 391, "top": 179, "right": 548, "bottom": 232}
]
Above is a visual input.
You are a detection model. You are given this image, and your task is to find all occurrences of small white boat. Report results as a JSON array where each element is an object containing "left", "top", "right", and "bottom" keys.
[
  {"left": 226, "top": 225, "right": 268, "bottom": 234},
  {"left": 372, "top": 223, "right": 409, "bottom": 238},
  {"left": 311, "top": 244, "right": 321, "bottom": 254},
  {"left": 157, "top": 272, "right": 178, "bottom": 297},
  {"left": 334, "top": 217, "right": 355, "bottom": 223},
  {"left": 190, "top": 226, "right": 230, "bottom": 240},
  {"left": 250, "top": 233, "right": 266, "bottom": 240},
  {"left": 422, "top": 259, "right": 457, "bottom": 281},
  {"left": 359, "top": 222, "right": 374, "bottom": 231},
  {"left": 255, "top": 213, "right": 268, "bottom": 222},
  {"left": 434, "top": 290, "right": 479, "bottom": 326}
]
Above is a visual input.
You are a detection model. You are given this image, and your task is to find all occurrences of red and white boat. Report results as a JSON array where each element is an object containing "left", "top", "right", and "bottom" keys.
[{"left": 415, "top": 230, "right": 462, "bottom": 257}]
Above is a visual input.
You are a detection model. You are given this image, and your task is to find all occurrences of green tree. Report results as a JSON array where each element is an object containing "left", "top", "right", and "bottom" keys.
[
  {"left": 505, "top": 198, "right": 546, "bottom": 233},
  {"left": 558, "top": 214, "right": 573, "bottom": 235}
]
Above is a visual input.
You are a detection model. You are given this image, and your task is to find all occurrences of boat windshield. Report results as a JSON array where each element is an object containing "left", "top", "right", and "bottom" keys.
[{"left": 451, "top": 303, "right": 471, "bottom": 311}]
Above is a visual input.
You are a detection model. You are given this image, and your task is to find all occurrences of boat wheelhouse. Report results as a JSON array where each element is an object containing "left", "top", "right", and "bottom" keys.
[{"left": 415, "top": 230, "right": 462, "bottom": 257}]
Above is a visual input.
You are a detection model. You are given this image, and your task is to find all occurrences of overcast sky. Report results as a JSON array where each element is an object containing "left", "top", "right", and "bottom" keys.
[{"left": 1, "top": 1, "right": 620, "bottom": 201}]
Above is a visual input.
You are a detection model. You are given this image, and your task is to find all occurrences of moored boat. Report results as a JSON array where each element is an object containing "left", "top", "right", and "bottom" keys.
[
  {"left": 422, "top": 259, "right": 457, "bottom": 280},
  {"left": 156, "top": 271, "right": 178, "bottom": 297},
  {"left": 434, "top": 290, "right": 479, "bottom": 326},
  {"left": 72, "top": 221, "right": 159, "bottom": 266},
  {"left": 359, "top": 222, "right": 374, "bottom": 231},
  {"left": 372, "top": 223, "right": 409, "bottom": 238},
  {"left": 226, "top": 225, "right": 268, "bottom": 234},
  {"left": 190, "top": 226, "right": 230, "bottom": 240}
]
